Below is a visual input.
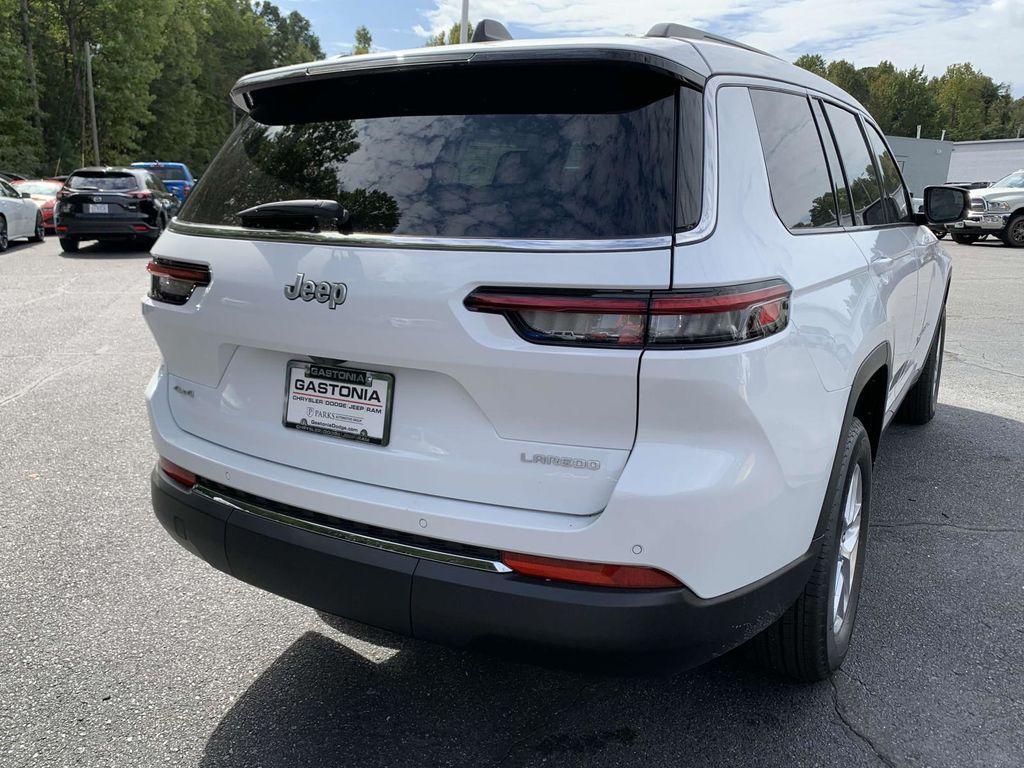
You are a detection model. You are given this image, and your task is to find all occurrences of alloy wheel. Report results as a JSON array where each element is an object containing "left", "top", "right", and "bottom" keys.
[
  {"left": 832, "top": 465, "right": 863, "bottom": 635},
  {"left": 1010, "top": 217, "right": 1024, "bottom": 246}
]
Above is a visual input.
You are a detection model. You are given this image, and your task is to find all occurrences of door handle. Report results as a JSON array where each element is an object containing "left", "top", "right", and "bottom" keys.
[{"left": 871, "top": 256, "right": 894, "bottom": 266}]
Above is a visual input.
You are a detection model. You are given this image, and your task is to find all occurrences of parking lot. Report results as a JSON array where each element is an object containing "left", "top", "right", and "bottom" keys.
[{"left": 0, "top": 236, "right": 1021, "bottom": 767}]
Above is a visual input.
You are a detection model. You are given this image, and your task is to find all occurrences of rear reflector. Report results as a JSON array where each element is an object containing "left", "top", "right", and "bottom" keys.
[
  {"left": 465, "top": 279, "right": 791, "bottom": 349},
  {"left": 158, "top": 457, "right": 196, "bottom": 488},
  {"left": 147, "top": 258, "right": 211, "bottom": 305},
  {"left": 500, "top": 552, "right": 682, "bottom": 589},
  {"left": 132, "top": 224, "right": 149, "bottom": 232}
]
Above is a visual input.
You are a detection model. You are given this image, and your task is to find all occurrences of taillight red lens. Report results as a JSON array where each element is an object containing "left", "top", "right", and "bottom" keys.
[
  {"left": 500, "top": 552, "right": 681, "bottom": 589},
  {"left": 158, "top": 457, "right": 196, "bottom": 488},
  {"left": 147, "top": 258, "right": 211, "bottom": 305},
  {"left": 464, "top": 290, "right": 648, "bottom": 347},
  {"left": 464, "top": 279, "right": 790, "bottom": 349},
  {"left": 129, "top": 190, "right": 153, "bottom": 199}
]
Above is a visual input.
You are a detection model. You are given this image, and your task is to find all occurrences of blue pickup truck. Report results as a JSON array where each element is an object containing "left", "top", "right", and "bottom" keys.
[{"left": 130, "top": 162, "right": 196, "bottom": 203}]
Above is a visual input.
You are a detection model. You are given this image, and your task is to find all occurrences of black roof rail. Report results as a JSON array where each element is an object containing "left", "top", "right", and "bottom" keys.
[
  {"left": 472, "top": 19, "right": 513, "bottom": 43},
  {"left": 645, "top": 23, "right": 778, "bottom": 59}
]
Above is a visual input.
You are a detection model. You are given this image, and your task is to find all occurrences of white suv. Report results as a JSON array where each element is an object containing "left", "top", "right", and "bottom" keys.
[{"left": 143, "top": 22, "right": 967, "bottom": 680}]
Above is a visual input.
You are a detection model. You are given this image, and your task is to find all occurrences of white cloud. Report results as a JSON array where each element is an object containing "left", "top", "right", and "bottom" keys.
[{"left": 414, "top": 0, "right": 1024, "bottom": 95}]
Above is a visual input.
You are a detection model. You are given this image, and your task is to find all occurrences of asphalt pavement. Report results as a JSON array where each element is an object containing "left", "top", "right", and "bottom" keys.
[{"left": 0, "top": 236, "right": 1021, "bottom": 767}]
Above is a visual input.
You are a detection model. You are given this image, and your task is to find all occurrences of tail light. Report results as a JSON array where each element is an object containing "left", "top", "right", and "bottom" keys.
[
  {"left": 129, "top": 190, "right": 153, "bottom": 199},
  {"left": 182, "top": 185, "right": 192, "bottom": 197},
  {"left": 147, "top": 258, "right": 210, "bottom": 305},
  {"left": 500, "top": 552, "right": 681, "bottom": 589},
  {"left": 158, "top": 457, "right": 196, "bottom": 488},
  {"left": 464, "top": 279, "right": 790, "bottom": 349},
  {"left": 56, "top": 188, "right": 71, "bottom": 199}
]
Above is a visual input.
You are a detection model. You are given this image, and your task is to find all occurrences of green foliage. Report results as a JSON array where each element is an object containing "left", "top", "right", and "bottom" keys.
[
  {"left": 425, "top": 21, "right": 472, "bottom": 46},
  {"left": 7, "top": 0, "right": 323, "bottom": 175},
  {"left": 0, "top": 0, "right": 44, "bottom": 172},
  {"left": 796, "top": 54, "right": 1024, "bottom": 140},
  {"left": 352, "top": 25, "right": 372, "bottom": 55}
]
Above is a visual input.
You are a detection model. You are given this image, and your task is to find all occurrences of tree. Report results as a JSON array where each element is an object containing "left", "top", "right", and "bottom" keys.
[
  {"left": 425, "top": 21, "right": 472, "bottom": 46},
  {"left": 0, "top": 0, "right": 44, "bottom": 172},
  {"left": 794, "top": 54, "right": 826, "bottom": 78},
  {"left": 867, "top": 63, "right": 938, "bottom": 137},
  {"left": 932, "top": 63, "right": 1003, "bottom": 141},
  {"left": 352, "top": 25, "right": 372, "bottom": 55},
  {"left": 826, "top": 60, "right": 869, "bottom": 107}
]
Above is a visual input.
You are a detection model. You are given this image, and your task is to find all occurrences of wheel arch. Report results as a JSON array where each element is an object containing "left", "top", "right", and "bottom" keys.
[{"left": 812, "top": 341, "right": 889, "bottom": 539}]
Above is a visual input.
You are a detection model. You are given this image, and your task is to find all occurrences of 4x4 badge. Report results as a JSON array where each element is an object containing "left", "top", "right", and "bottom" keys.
[{"left": 284, "top": 273, "right": 347, "bottom": 309}]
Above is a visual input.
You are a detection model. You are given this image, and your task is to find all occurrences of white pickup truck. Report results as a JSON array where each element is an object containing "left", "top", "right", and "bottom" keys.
[{"left": 948, "top": 169, "right": 1024, "bottom": 247}]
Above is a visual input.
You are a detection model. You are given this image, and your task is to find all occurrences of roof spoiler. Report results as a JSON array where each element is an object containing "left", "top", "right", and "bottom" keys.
[
  {"left": 645, "top": 22, "right": 778, "bottom": 59},
  {"left": 471, "top": 19, "right": 512, "bottom": 43}
]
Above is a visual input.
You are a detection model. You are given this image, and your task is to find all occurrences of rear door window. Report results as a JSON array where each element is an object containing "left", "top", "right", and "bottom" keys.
[
  {"left": 749, "top": 88, "right": 838, "bottom": 230},
  {"left": 180, "top": 64, "right": 691, "bottom": 240},
  {"left": 864, "top": 125, "right": 911, "bottom": 223},
  {"left": 822, "top": 104, "right": 887, "bottom": 226}
]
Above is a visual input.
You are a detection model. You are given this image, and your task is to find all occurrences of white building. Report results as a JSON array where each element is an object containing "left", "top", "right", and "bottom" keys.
[{"left": 947, "top": 138, "right": 1024, "bottom": 185}]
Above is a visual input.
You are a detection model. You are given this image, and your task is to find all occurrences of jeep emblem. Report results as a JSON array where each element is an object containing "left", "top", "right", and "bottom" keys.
[{"left": 284, "top": 273, "right": 347, "bottom": 309}]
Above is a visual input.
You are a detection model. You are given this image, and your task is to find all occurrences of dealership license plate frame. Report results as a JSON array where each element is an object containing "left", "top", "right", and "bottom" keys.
[{"left": 283, "top": 360, "right": 395, "bottom": 446}]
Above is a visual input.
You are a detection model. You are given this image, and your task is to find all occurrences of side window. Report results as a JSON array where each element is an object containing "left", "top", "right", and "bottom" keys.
[
  {"left": 0, "top": 180, "right": 16, "bottom": 198},
  {"left": 811, "top": 100, "right": 853, "bottom": 226},
  {"left": 748, "top": 88, "right": 838, "bottom": 230},
  {"left": 864, "top": 125, "right": 911, "bottom": 223},
  {"left": 822, "top": 103, "right": 887, "bottom": 226},
  {"left": 676, "top": 86, "right": 704, "bottom": 231}
]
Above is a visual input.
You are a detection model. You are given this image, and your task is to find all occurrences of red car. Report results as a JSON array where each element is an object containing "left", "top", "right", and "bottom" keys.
[{"left": 12, "top": 179, "right": 63, "bottom": 233}]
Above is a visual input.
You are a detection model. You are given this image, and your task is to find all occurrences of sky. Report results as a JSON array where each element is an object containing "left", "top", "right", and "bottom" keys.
[{"left": 276, "top": 0, "right": 1024, "bottom": 97}]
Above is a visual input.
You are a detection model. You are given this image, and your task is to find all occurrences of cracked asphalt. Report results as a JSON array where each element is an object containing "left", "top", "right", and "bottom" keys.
[{"left": 1, "top": 237, "right": 1022, "bottom": 767}]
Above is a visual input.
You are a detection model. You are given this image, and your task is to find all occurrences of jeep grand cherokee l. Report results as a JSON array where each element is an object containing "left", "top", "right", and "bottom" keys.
[{"left": 143, "top": 22, "right": 966, "bottom": 680}]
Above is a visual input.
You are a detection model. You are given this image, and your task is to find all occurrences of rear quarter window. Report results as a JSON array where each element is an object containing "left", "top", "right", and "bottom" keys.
[{"left": 749, "top": 88, "right": 838, "bottom": 230}]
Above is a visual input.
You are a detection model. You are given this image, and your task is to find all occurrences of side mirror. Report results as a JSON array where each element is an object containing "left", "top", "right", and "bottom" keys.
[
  {"left": 21, "top": 191, "right": 31, "bottom": 199},
  {"left": 923, "top": 185, "right": 969, "bottom": 224}
]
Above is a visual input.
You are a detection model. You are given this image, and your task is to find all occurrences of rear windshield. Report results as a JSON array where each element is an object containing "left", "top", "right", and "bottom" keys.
[
  {"left": 68, "top": 173, "right": 141, "bottom": 192},
  {"left": 180, "top": 63, "right": 688, "bottom": 239},
  {"left": 143, "top": 167, "right": 186, "bottom": 182}
]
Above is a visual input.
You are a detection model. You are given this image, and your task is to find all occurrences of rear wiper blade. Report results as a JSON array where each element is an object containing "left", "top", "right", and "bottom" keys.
[
  {"left": 74, "top": 186, "right": 102, "bottom": 191},
  {"left": 238, "top": 199, "right": 350, "bottom": 233}
]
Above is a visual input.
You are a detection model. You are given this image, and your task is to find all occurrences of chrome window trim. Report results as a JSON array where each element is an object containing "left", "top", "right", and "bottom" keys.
[
  {"left": 167, "top": 219, "right": 672, "bottom": 253},
  {"left": 192, "top": 483, "right": 513, "bottom": 573}
]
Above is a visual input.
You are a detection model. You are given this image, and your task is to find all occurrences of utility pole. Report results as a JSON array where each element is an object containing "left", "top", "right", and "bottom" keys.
[
  {"left": 84, "top": 41, "right": 100, "bottom": 166},
  {"left": 460, "top": 0, "right": 469, "bottom": 43}
]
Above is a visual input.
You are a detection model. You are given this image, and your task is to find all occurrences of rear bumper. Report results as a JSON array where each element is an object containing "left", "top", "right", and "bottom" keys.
[
  {"left": 56, "top": 216, "right": 159, "bottom": 238},
  {"left": 152, "top": 468, "right": 817, "bottom": 659}
]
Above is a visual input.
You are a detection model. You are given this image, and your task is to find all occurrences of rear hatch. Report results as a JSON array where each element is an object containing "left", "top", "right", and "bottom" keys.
[
  {"left": 144, "top": 53, "right": 700, "bottom": 515},
  {"left": 62, "top": 171, "right": 146, "bottom": 220}
]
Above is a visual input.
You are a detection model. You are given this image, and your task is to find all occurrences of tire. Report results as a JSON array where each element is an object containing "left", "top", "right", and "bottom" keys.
[
  {"left": 59, "top": 237, "right": 80, "bottom": 253},
  {"left": 749, "top": 418, "right": 872, "bottom": 681},
  {"left": 950, "top": 233, "right": 978, "bottom": 245},
  {"left": 0, "top": 217, "right": 8, "bottom": 252},
  {"left": 898, "top": 306, "right": 946, "bottom": 425},
  {"left": 1004, "top": 213, "right": 1024, "bottom": 248},
  {"left": 28, "top": 212, "right": 44, "bottom": 243}
]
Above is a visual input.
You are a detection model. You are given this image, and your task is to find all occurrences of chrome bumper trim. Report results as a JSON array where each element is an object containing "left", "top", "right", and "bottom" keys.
[{"left": 192, "top": 483, "right": 513, "bottom": 573}]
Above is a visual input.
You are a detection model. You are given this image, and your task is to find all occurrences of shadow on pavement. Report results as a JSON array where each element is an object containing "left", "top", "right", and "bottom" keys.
[
  {"left": 198, "top": 403, "right": 1024, "bottom": 767},
  {"left": 57, "top": 239, "right": 153, "bottom": 259}
]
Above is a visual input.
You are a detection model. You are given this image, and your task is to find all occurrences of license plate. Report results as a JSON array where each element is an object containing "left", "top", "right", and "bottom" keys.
[
  {"left": 283, "top": 361, "right": 394, "bottom": 446},
  {"left": 86, "top": 203, "right": 108, "bottom": 214},
  {"left": 982, "top": 215, "right": 1002, "bottom": 224},
  {"left": 950, "top": 221, "right": 964, "bottom": 228}
]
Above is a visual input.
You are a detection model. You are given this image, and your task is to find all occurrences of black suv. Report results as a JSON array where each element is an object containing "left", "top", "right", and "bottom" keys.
[{"left": 55, "top": 167, "right": 179, "bottom": 253}]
